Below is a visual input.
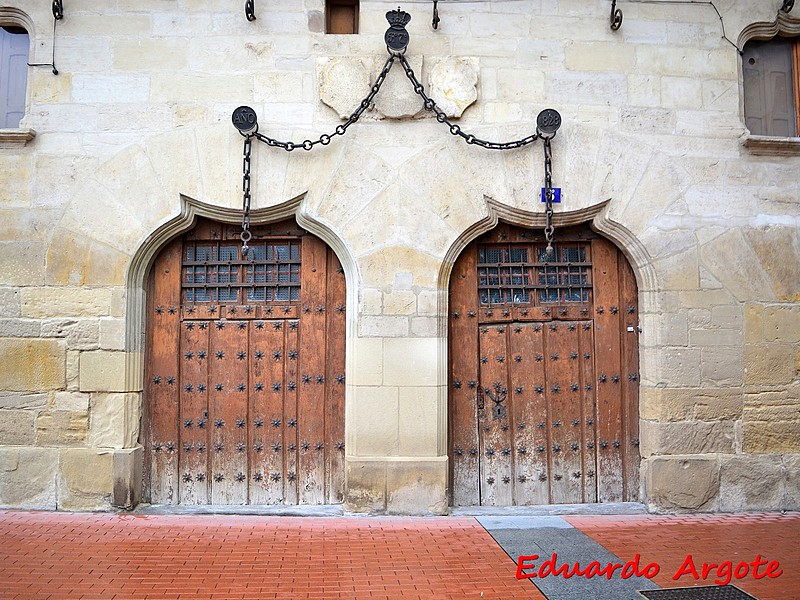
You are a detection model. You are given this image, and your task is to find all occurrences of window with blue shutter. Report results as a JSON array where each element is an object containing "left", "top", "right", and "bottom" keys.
[{"left": 1, "top": 25, "right": 29, "bottom": 129}]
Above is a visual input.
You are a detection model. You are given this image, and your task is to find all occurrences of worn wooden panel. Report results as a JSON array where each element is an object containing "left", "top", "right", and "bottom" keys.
[
  {"left": 794, "top": 40, "right": 800, "bottom": 135},
  {"left": 619, "top": 254, "right": 640, "bottom": 502},
  {"left": 591, "top": 237, "right": 624, "bottom": 503},
  {"left": 507, "top": 323, "right": 549, "bottom": 505},
  {"left": 478, "top": 325, "right": 512, "bottom": 506},
  {"left": 256, "top": 320, "right": 287, "bottom": 503},
  {"left": 283, "top": 320, "right": 300, "bottom": 505},
  {"left": 249, "top": 319, "right": 271, "bottom": 503},
  {"left": 178, "top": 320, "right": 210, "bottom": 504},
  {"left": 325, "top": 250, "right": 346, "bottom": 504},
  {"left": 298, "top": 235, "right": 328, "bottom": 504},
  {"left": 578, "top": 321, "right": 598, "bottom": 503},
  {"left": 449, "top": 248, "right": 481, "bottom": 506},
  {"left": 544, "top": 322, "right": 582, "bottom": 504},
  {"left": 208, "top": 320, "right": 249, "bottom": 504},
  {"left": 146, "top": 240, "right": 182, "bottom": 505}
]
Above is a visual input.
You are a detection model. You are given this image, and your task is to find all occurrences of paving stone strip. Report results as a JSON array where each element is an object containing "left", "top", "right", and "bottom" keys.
[{"left": 478, "top": 516, "right": 661, "bottom": 600}]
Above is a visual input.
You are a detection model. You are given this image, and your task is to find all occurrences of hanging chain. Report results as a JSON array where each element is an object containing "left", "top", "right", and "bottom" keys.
[
  {"left": 252, "top": 55, "right": 396, "bottom": 152},
  {"left": 543, "top": 135, "right": 555, "bottom": 259},
  {"left": 240, "top": 134, "right": 253, "bottom": 256},
  {"left": 397, "top": 54, "right": 540, "bottom": 150},
  {"left": 233, "top": 9, "right": 563, "bottom": 257}
]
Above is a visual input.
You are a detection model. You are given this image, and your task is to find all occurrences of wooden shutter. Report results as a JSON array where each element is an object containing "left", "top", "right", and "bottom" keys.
[
  {"left": 327, "top": 0, "right": 358, "bottom": 34},
  {"left": 742, "top": 38, "right": 797, "bottom": 137},
  {"left": 0, "top": 26, "right": 29, "bottom": 129}
]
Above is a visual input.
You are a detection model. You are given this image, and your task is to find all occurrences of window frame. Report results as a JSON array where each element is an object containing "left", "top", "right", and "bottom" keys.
[
  {"left": 0, "top": 7, "right": 35, "bottom": 148},
  {"left": 325, "top": 0, "right": 359, "bottom": 35},
  {"left": 739, "top": 15, "right": 800, "bottom": 155}
]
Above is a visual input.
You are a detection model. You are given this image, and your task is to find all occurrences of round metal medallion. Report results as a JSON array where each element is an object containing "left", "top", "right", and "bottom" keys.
[{"left": 536, "top": 108, "right": 562, "bottom": 136}]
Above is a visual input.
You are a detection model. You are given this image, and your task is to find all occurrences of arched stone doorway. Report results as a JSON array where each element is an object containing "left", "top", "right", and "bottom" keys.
[
  {"left": 142, "top": 216, "right": 346, "bottom": 505},
  {"left": 448, "top": 222, "right": 640, "bottom": 506}
]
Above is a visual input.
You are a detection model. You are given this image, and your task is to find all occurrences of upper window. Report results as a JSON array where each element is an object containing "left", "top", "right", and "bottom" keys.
[
  {"left": 326, "top": 0, "right": 359, "bottom": 34},
  {"left": 0, "top": 25, "right": 29, "bottom": 129},
  {"left": 742, "top": 36, "right": 800, "bottom": 137}
]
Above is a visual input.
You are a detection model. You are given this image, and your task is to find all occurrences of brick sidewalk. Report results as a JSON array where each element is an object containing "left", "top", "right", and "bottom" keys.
[
  {"left": 1, "top": 510, "right": 798, "bottom": 600},
  {"left": 566, "top": 513, "right": 800, "bottom": 600},
  {"left": 0, "top": 511, "right": 541, "bottom": 600}
]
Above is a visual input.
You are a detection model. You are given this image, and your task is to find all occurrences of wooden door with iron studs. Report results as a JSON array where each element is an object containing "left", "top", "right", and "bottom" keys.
[
  {"left": 144, "top": 218, "right": 346, "bottom": 505},
  {"left": 448, "top": 223, "right": 640, "bottom": 506}
]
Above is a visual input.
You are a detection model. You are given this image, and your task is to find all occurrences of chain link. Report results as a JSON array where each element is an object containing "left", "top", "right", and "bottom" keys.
[
  {"left": 397, "top": 54, "right": 540, "bottom": 150},
  {"left": 251, "top": 55, "right": 396, "bottom": 152},
  {"left": 542, "top": 135, "right": 555, "bottom": 259},
  {"left": 241, "top": 134, "right": 253, "bottom": 256},
  {"left": 240, "top": 49, "right": 559, "bottom": 254}
]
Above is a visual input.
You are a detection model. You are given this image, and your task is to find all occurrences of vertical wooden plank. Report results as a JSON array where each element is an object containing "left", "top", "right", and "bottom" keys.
[
  {"left": 578, "top": 321, "right": 597, "bottom": 503},
  {"left": 448, "top": 247, "right": 481, "bottom": 506},
  {"left": 146, "top": 240, "right": 182, "bottom": 505},
  {"left": 249, "top": 318, "right": 270, "bottom": 502},
  {"left": 592, "top": 238, "right": 624, "bottom": 502},
  {"left": 284, "top": 319, "right": 300, "bottom": 505},
  {"left": 250, "top": 320, "right": 286, "bottom": 504},
  {"left": 794, "top": 40, "right": 800, "bottom": 151},
  {"left": 208, "top": 320, "right": 249, "bottom": 504},
  {"left": 478, "top": 325, "right": 512, "bottom": 506},
  {"left": 298, "top": 235, "right": 327, "bottom": 504},
  {"left": 325, "top": 249, "right": 346, "bottom": 504},
  {"left": 178, "top": 319, "right": 210, "bottom": 504},
  {"left": 544, "top": 322, "right": 582, "bottom": 504},
  {"left": 619, "top": 255, "right": 641, "bottom": 502},
  {"left": 508, "top": 322, "right": 549, "bottom": 505}
]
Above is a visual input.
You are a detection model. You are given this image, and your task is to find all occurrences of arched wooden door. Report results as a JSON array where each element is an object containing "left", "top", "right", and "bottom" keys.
[
  {"left": 448, "top": 223, "right": 640, "bottom": 506},
  {"left": 143, "top": 218, "right": 346, "bottom": 505}
]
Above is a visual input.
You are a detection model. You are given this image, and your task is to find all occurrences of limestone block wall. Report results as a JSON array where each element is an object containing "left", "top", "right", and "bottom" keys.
[{"left": 0, "top": 0, "right": 798, "bottom": 512}]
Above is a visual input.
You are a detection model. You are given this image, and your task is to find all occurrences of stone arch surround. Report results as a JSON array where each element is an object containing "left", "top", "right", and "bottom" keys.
[{"left": 41, "top": 118, "right": 741, "bottom": 512}]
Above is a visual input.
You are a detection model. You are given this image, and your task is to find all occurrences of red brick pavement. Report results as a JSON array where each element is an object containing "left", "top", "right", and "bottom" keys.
[
  {"left": 0, "top": 511, "right": 542, "bottom": 600},
  {"left": 566, "top": 513, "right": 800, "bottom": 600}
]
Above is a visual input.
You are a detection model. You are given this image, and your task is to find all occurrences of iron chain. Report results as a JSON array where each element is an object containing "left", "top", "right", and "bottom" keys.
[
  {"left": 397, "top": 54, "right": 540, "bottom": 150},
  {"left": 240, "top": 46, "right": 558, "bottom": 255},
  {"left": 241, "top": 134, "right": 253, "bottom": 256},
  {"left": 251, "top": 55, "right": 397, "bottom": 152},
  {"left": 543, "top": 135, "right": 555, "bottom": 258}
]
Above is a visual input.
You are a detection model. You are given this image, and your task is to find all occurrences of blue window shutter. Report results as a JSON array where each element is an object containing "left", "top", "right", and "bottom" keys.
[{"left": 1, "top": 27, "right": 29, "bottom": 129}]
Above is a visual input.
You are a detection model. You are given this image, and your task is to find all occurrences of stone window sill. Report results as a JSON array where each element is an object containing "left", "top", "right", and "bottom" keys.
[
  {"left": 0, "top": 128, "right": 36, "bottom": 148},
  {"left": 742, "top": 134, "right": 800, "bottom": 156}
]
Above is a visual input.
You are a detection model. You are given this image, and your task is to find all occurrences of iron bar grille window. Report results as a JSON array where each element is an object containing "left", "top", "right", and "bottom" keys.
[
  {"left": 182, "top": 241, "right": 301, "bottom": 304},
  {"left": 478, "top": 243, "right": 591, "bottom": 306}
]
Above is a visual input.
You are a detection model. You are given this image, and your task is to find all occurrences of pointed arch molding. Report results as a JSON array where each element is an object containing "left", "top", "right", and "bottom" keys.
[
  {"left": 124, "top": 193, "right": 355, "bottom": 389},
  {"left": 439, "top": 197, "right": 658, "bottom": 311}
]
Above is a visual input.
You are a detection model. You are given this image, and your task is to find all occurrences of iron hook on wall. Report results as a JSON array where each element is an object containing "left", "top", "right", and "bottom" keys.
[
  {"left": 432, "top": 0, "right": 440, "bottom": 30},
  {"left": 52, "top": 0, "right": 64, "bottom": 20},
  {"left": 781, "top": 0, "right": 795, "bottom": 13},
  {"left": 610, "top": 0, "right": 623, "bottom": 30},
  {"left": 245, "top": 0, "right": 256, "bottom": 22}
]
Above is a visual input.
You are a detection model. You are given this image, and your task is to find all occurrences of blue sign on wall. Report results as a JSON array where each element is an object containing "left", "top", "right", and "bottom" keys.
[{"left": 540, "top": 188, "right": 562, "bottom": 203}]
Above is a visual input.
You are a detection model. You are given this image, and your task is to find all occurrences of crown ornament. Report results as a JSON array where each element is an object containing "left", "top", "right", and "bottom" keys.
[{"left": 385, "top": 7, "right": 411, "bottom": 55}]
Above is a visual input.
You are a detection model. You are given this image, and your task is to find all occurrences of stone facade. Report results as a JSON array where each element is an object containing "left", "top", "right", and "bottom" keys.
[{"left": 0, "top": 0, "right": 798, "bottom": 513}]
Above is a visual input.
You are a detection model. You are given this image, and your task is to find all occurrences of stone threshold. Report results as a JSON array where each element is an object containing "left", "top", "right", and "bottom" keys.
[
  {"left": 134, "top": 504, "right": 346, "bottom": 517},
  {"left": 450, "top": 502, "right": 649, "bottom": 517},
  {"left": 133, "top": 501, "right": 647, "bottom": 517}
]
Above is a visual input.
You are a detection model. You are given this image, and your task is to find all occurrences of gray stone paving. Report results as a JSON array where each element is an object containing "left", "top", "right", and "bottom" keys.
[{"left": 478, "top": 516, "right": 660, "bottom": 600}]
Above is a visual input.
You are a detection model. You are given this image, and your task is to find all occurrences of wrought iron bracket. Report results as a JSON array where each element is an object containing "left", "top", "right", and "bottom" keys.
[
  {"left": 52, "top": 0, "right": 64, "bottom": 20},
  {"left": 610, "top": 0, "right": 623, "bottom": 30},
  {"left": 432, "top": 0, "right": 441, "bottom": 29},
  {"left": 245, "top": 0, "right": 256, "bottom": 21},
  {"left": 782, "top": 0, "right": 795, "bottom": 13}
]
